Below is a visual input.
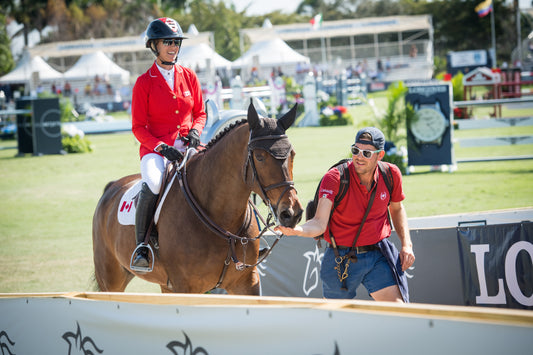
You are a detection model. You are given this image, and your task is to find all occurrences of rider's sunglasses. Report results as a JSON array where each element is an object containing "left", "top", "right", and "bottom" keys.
[
  {"left": 162, "top": 39, "right": 182, "bottom": 47},
  {"left": 351, "top": 145, "right": 382, "bottom": 159}
]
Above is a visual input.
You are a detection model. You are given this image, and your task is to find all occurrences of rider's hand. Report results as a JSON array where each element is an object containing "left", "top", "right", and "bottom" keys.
[
  {"left": 159, "top": 144, "right": 183, "bottom": 161},
  {"left": 183, "top": 129, "right": 200, "bottom": 149}
]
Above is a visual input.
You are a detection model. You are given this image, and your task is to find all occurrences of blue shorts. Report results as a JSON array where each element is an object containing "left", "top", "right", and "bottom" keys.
[{"left": 320, "top": 247, "right": 397, "bottom": 299}]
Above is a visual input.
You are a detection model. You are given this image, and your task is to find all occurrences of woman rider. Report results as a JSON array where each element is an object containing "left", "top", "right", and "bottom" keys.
[{"left": 130, "top": 17, "right": 206, "bottom": 271}]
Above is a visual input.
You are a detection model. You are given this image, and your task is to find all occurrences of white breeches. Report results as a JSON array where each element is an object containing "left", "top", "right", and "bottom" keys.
[{"left": 140, "top": 139, "right": 187, "bottom": 194}]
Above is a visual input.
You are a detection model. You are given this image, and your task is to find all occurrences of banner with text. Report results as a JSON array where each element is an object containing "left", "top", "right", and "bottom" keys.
[{"left": 457, "top": 222, "right": 533, "bottom": 309}]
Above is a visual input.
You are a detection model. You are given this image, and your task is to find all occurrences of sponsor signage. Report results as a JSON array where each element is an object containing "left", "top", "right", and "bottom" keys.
[
  {"left": 405, "top": 83, "right": 454, "bottom": 166},
  {"left": 16, "top": 98, "right": 63, "bottom": 156},
  {"left": 457, "top": 222, "right": 533, "bottom": 309}
]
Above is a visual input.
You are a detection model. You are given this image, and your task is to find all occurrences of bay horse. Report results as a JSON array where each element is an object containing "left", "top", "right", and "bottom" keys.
[{"left": 92, "top": 102, "right": 303, "bottom": 295}]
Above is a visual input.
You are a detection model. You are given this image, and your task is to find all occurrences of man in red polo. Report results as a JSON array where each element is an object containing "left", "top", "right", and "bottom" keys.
[{"left": 276, "top": 127, "right": 415, "bottom": 301}]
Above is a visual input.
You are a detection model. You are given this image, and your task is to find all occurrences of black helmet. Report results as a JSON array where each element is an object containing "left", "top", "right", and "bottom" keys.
[{"left": 144, "top": 17, "right": 187, "bottom": 48}]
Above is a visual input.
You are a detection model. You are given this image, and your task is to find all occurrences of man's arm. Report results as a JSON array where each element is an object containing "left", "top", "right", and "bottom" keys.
[
  {"left": 389, "top": 201, "right": 415, "bottom": 271},
  {"left": 275, "top": 197, "right": 333, "bottom": 238}
]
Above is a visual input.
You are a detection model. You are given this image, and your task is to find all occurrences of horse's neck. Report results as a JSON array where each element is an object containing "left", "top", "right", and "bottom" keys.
[{"left": 188, "top": 125, "right": 251, "bottom": 227}]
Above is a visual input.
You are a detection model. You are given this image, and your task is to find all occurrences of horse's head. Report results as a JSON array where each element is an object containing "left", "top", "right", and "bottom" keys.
[{"left": 246, "top": 102, "right": 303, "bottom": 228}]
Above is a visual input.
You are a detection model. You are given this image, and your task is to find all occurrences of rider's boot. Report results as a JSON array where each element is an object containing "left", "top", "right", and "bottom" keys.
[{"left": 131, "top": 182, "right": 159, "bottom": 270}]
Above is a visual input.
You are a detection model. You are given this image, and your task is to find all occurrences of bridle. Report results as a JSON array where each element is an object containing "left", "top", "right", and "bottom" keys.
[
  {"left": 176, "top": 133, "right": 295, "bottom": 289},
  {"left": 244, "top": 134, "right": 295, "bottom": 223}
]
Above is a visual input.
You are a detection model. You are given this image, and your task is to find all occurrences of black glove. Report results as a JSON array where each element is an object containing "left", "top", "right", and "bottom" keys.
[
  {"left": 183, "top": 129, "right": 201, "bottom": 149},
  {"left": 159, "top": 144, "right": 183, "bottom": 161}
]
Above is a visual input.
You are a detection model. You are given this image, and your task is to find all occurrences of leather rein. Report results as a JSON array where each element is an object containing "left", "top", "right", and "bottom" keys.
[{"left": 176, "top": 134, "right": 294, "bottom": 288}]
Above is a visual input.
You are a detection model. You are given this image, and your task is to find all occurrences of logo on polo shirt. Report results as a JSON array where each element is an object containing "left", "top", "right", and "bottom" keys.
[{"left": 380, "top": 192, "right": 388, "bottom": 200}]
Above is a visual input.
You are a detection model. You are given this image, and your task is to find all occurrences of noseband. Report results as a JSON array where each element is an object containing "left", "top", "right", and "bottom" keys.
[{"left": 245, "top": 134, "right": 296, "bottom": 221}]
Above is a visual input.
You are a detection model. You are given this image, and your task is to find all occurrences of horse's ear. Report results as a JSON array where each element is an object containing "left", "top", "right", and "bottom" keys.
[
  {"left": 247, "top": 99, "right": 260, "bottom": 130},
  {"left": 277, "top": 103, "right": 298, "bottom": 131}
]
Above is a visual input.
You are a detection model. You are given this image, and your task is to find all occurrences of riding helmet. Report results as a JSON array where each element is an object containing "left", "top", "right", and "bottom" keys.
[{"left": 144, "top": 17, "right": 187, "bottom": 49}]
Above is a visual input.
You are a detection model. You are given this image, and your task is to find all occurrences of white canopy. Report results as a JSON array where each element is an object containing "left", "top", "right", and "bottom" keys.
[
  {"left": 63, "top": 51, "right": 130, "bottom": 84},
  {"left": 231, "top": 38, "right": 310, "bottom": 69},
  {"left": 179, "top": 43, "right": 232, "bottom": 70},
  {"left": 0, "top": 52, "right": 63, "bottom": 84}
]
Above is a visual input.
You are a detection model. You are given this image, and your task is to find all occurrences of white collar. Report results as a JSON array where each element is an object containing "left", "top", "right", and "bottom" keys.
[
  {"left": 156, "top": 63, "right": 175, "bottom": 89},
  {"left": 156, "top": 63, "right": 175, "bottom": 77}
]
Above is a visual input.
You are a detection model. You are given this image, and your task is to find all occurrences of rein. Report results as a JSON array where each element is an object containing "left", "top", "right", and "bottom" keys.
[{"left": 176, "top": 135, "right": 292, "bottom": 277}]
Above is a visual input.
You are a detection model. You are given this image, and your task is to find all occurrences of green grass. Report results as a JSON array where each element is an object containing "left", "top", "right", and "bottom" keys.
[{"left": 0, "top": 108, "right": 532, "bottom": 293}]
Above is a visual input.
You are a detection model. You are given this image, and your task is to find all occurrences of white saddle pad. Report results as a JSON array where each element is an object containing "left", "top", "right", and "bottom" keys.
[{"left": 117, "top": 173, "right": 177, "bottom": 226}]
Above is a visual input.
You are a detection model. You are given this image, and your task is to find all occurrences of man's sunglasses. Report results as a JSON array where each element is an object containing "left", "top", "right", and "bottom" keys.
[
  {"left": 351, "top": 145, "right": 382, "bottom": 159},
  {"left": 162, "top": 39, "right": 183, "bottom": 47}
]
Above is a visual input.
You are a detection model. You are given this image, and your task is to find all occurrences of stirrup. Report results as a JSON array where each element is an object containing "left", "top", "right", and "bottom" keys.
[{"left": 130, "top": 243, "right": 155, "bottom": 273}]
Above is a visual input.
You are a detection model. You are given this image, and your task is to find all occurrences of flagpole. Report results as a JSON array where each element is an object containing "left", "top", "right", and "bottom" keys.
[
  {"left": 515, "top": 0, "right": 522, "bottom": 66},
  {"left": 490, "top": 3, "right": 497, "bottom": 67}
]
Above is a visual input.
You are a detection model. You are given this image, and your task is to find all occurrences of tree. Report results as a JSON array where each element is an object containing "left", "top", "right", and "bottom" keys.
[
  {"left": 4, "top": 0, "right": 48, "bottom": 46},
  {"left": 181, "top": 0, "right": 246, "bottom": 61},
  {"left": 0, "top": 14, "right": 15, "bottom": 76}
]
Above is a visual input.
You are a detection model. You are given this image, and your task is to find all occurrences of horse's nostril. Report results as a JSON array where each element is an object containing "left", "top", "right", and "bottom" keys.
[
  {"left": 280, "top": 210, "right": 292, "bottom": 221},
  {"left": 279, "top": 209, "right": 302, "bottom": 228},
  {"left": 295, "top": 209, "right": 303, "bottom": 224}
]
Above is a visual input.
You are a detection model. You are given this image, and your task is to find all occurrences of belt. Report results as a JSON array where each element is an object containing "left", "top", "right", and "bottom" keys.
[{"left": 327, "top": 243, "right": 379, "bottom": 254}]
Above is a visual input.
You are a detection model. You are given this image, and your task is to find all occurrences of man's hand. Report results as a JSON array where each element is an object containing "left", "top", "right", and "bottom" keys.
[
  {"left": 399, "top": 245, "right": 415, "bottom": 271},
  {"left": 159, "top": 144, "right": 183, "bottom": 161}
]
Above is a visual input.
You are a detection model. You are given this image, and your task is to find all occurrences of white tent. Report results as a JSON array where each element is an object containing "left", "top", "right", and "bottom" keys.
[
  {"left": 179, "top": 43, "right": 232, "bottom": 70},
  {"left": 63, "top": 51, "right": 130, "bottom": 84},
  {"left": 0, "top": 52, "right": 63, "bottom": 84},
  {"left": 231, "top": 38, "right": 310, "bottom": 69}
]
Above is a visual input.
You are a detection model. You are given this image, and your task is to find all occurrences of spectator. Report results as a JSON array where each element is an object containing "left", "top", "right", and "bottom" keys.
[{"left": 63, "top": 81, "right": 72, "bottom": 97}]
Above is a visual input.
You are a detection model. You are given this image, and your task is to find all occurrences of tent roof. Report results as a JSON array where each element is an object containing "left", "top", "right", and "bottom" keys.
[
  {"left": 63, "top": 51, "right": 130, "bottom": 82},
  {"left": 231, "top": 38, "right": 310, "bottom": 68},
  {"left": 29, "top": 32, "right": 214, "bottom": 58},
  {"left": 179, "top": 43, "right": 232, "bottom": 70},
  {"left": 0, "top": 52, "right": 63, "bottom": 84}
]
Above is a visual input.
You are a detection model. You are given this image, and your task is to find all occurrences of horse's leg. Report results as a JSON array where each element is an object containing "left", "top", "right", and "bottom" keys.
[
  {"left": 225, "top": 267, "right": 261, "bottom": 296},
  {"left": 94, "top": 240, "right": 134, "bottom": 292},
  {"left": 160, "top": 285, "right": 173, "bottom": 293},
  {"left": 95, "top": 260, "right": 134, "bottom": 292}
]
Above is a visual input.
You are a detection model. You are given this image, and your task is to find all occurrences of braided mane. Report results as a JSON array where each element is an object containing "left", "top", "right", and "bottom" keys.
[{"left": 203, "top": 119, "right": 248, "bottom": 150}]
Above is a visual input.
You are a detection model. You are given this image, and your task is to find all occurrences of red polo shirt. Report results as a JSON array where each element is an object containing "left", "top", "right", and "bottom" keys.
[{"left": 319, "top": 161, "right": 405, "bottom": 247}]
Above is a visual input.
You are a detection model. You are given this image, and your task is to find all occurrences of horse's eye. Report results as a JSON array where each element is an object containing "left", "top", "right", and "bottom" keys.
[{"left": 254, "top": 151, "right": 266, "bottom": 162}]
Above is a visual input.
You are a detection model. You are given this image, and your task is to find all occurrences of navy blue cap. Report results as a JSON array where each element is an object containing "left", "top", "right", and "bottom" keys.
[{"left": 355, "top": 127, "right": 385, "bottom": 150}]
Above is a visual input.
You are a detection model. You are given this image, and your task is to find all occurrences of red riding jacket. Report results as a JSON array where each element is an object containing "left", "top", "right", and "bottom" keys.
[{"left": 131, "top": 62, "right": 206, "bottom": 159}]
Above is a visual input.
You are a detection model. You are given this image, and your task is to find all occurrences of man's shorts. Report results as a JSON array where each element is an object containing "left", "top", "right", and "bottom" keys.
[{"left": 320, "top": 246, "right": 397, "bottom": 299}]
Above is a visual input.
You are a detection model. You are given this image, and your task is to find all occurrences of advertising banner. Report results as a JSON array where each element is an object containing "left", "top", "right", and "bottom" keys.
[
  {"left": 0, "top": 294, "right": 531, "bottom": 355},
  {"left": 457, "top": 222, "right": 533, "bottom": 309},
  {"left": 15, "top": 97, "right": 62, "bottom": 155},
  {"left": 405, "top": 83, "right": 454, "bottom": 166},
  {"left": 31, "top": 98, "right": 63, "bottom": 155},
  {"left": 260, "top": 229, "right": 465, "bottom": 305}
]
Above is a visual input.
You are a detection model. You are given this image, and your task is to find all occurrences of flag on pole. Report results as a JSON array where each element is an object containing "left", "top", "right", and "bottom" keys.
[
  {"left": 310, "top": 13, "right": 322, "bottom": 30},
  {"left": 475, "top": 0, "right": 493, "bottom": 18}
]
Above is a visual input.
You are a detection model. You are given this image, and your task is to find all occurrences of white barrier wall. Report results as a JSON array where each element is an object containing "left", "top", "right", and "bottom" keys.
[{"left": 1, "top": 293, "right": 532, "bottom": 355}]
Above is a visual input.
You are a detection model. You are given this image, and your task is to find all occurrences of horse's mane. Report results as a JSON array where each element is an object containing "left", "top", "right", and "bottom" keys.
[{"left": 203, "top": 119, "right": 248, "bottom": 151}]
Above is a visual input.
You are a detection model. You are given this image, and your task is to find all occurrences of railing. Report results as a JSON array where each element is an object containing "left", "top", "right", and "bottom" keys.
[{"left": 453, "top": 97, "right": 533, "bottom": 162}]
